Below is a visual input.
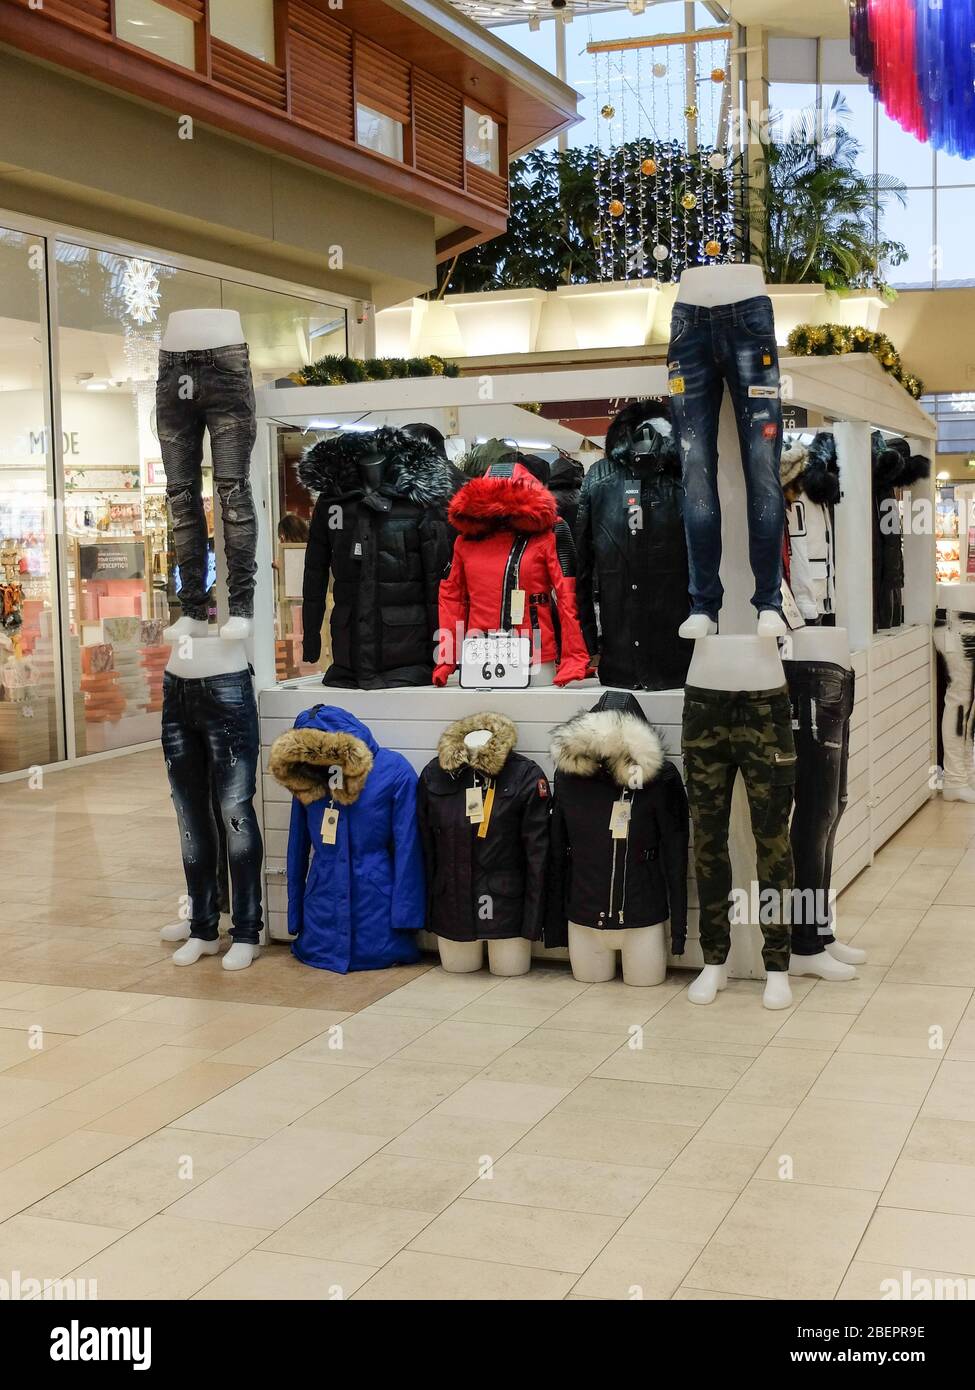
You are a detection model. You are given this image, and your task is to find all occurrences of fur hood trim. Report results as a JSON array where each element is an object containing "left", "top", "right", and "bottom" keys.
[
  {"left": 779, "top": 439, "right": 808, "bottom": 488},
  {"left": 298, "top": 426, "right": 454, "bottom": 507},
  {"left": 437, "top": 712, "right": 518, "bottom": 777},
  {"left": 605, "top": 399, "right": 680, "bottom": 476},
  {"left": 550, "top": 708, "right": 665, "bottom": 787},
  {"left": 448, "top": 463, "right": 558, "bottom": 538},
  {"left": 803, "top": 431, "right": 840, "bottom": 505},
  {"left": 268, "top": 728, "right": 374, "bottom": 806}
]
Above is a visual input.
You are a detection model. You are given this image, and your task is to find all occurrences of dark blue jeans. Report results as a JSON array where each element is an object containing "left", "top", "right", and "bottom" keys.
[
  {"left": 667, "top": 295, "right": 785, "bottom": 619},
  {"left": 162, "top": 670, "right": 264, "bottom": 945}
]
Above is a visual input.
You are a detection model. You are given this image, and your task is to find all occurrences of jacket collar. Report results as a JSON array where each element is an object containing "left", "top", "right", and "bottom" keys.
[{"left": 437, "top": 712, "right": 517, "bottom": 777}]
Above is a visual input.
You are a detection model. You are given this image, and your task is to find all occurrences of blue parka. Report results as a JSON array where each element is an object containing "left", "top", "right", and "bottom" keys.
[{"left": 269, "top": 705, "right": 424, "bottom": 973}]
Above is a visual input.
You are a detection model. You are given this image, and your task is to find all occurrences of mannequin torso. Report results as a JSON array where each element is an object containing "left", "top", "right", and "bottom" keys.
[
  {"left": 675, "top": 264, "right": 767, "bottom": 308},
  {"left": 686, "top": 635, "right": 784, "bottom": 691},
  {"left": 161, "top": 309, "right": 245, "bottom": 351},
  {"left": 166, "top": 636, "right": 249, "bottom": 680},
  {"left": 787, "top": 625, "right": 852, "bottom": 670}
]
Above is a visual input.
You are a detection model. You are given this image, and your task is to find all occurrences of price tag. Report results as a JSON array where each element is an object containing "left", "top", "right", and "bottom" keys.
[
  {"left": 476, "top": 783, "right": 496, "bottom": 839},
  {"left": 466, "top": 785, "right": 485, "bottom": 824},
  {"left": 509, "top": 589, "right": 526, "bottom": 625},
  {"left": 321, "top": 808, "right": 339, "bottom": 844},
  {"left": 609, "top": 799, "right": 631, "bottom": 839}
]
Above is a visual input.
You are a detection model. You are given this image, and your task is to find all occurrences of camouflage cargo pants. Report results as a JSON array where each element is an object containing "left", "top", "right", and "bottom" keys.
[{"left": 682, "top": 684, "right": 796, "bottom": 972}]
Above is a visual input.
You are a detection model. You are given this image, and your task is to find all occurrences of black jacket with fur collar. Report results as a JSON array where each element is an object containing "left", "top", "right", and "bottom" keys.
[
  {"left": 546, "top": 694, "right": 689, "bottom": 950},
  {"left": 417, "top": 713, "right": 551, "bottom": 943},
  {"left": 299, "top": 427, "right": 455, "bottom": 688}
]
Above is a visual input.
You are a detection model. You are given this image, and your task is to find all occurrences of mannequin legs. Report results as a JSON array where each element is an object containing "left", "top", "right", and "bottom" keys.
[
  {"left": 568, "top": 922, "right": 667, "bottom": 986},
  {"left": 687, "top": 962, "right": 793, "bottom": 1008},
  {"left": 437, "top": 938, "right": 532, "bottom": 976}
]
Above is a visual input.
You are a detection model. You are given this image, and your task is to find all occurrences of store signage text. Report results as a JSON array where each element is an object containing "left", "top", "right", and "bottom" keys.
[{"left": 25, "top": 429, "right": 81, "bottom": 456}]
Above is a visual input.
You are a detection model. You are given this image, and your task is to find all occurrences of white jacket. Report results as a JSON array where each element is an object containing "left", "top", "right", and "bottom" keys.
[{"left": 787, "top": 498, "right": 834, "bottom": 620}]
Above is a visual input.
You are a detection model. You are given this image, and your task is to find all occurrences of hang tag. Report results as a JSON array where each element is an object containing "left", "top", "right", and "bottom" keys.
[
  {"left": 321, "top": 808, "right": 339, "bottom": 844},
  {"left": 609, "top": 799, "right": 631, "bottom": 839},
  {"left": 509, "top": 589, "right": 526, "bottom": 625},
  {"left": 466, "top": 785, "right": 485, "bottom": 823},
  {"left": 476, "top": 783, "right": 496, "bottom": 839},
  {"left": 623, "top": 479, "right": 642, "bottom": 510},
  {"left": 748, "top": 384, "right": 779, "bottom": 399},
  {"left": 668, "top": 375, "right": 685, "bottom": 396},
  {"left": 353, "top": 542, "right": 362, "bottom": 557}
]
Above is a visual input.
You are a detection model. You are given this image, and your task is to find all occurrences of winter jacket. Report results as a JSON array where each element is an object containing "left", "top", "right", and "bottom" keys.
[
  {"left": 434, "top": 460, "right": 590, "bottom": 686},
  {"left": 871, "top": 432, "right": 929, "bottom": 632},
  {"left": 417, "top": 712, "right": 550, "bottom": 942},
  {"left": 575, "top": 401, "right": 692, "bottom": 690},
  {"left": 269, "top": 705, "right": 425, "bottom": 973},
  {"left": 549, "top": 454, "right": 585, "bottom": 534},
  {"left": 299, "top": 428, "right": 455, "bottom": 688},
  {"left": 546, "top": 692, "right": 689, "bottom": 951}
]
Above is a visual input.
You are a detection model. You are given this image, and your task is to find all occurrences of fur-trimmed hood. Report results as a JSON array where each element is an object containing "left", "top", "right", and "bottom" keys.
[
  {"left": 871, "top": 431, "right": 931, "bottom": 489},
  {"left": 268, "top": 705, "right": 377, "bottom": 805},
  {"left": 437, "top": 712, "right": 517, "bottom": 777},
  {"left": 803, "top": 432, "right": 841, "bottom": 505},
  {"left": 298, "top": 426, "right": 455, "bottom": 507},
  {"left": 780, "top": 439, "right": 808, "bottom": 488},
  {"left": 550, "top": 694, "right": 665, "bottom": 787},
  {"left": 448, "top": 461, "right": 558, "bottom": 538},
  {"left": 605, "top": 399, "right": 680, "bottom": 476}
]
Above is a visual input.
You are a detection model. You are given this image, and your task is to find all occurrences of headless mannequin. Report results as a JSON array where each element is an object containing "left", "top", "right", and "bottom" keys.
[
  {"left": 936, "top": 583, "right": 975, "bottom": 802},
  {"left": 674, "top": 265, "right": 786, "bottom": 643},
  {"left": 568, "top": 922, "right": 666, "bottom": 988},
  {"left": 437, "top": 728, "right": 532, "bottom": 977},
  {"left": 160, "top": 309, "right": 253, "bottom": 645},
  {"left": 685, "top": 635, "right": 793, "bottom": 1010},
  {"left": 785, "top": 625, "right": 864, "bottom": 979}
]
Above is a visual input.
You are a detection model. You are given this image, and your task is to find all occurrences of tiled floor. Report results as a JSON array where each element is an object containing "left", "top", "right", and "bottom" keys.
[{"left": 1, "top": 751, "right": 975, "bottom": 1299}]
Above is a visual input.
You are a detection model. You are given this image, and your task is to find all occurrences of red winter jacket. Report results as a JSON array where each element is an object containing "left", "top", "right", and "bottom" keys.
[{"left": 434, "top": 463, "right": 590, "bottom": 687}]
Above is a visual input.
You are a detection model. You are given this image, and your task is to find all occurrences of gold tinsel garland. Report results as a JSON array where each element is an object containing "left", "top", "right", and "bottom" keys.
[{"left": 785, "top": 323, "right": 924, "bottom": 399}]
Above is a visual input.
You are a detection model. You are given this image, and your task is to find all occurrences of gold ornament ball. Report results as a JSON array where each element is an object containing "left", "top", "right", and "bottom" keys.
[
  {"left": 710, "top": 68, "right": 726, "bottom": 83},
  {"left": 608, "top": 198, "right": 625, "bottom": 218},
  {"left": 684, "top": 104, "right": 698, "bottom": 120},
  {"left": 600, "top": 104, "right": 615, "bottom": 119},
  {"left": 705, "top": 239, "right": 721, "bottom": 256},
  {"left": 652, "top": 62, "right": 667, "bottom": 78},
  {"left": 681, "top": 192, "right": 698, "bottom": 210},
  {"left": 640, "top": 157, "right": 658, "bottom": 176}
]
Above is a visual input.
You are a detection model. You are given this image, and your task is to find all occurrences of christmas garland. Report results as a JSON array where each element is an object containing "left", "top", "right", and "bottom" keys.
[
  {"left": 290, "top": 354, "right": 459, "bottom": 387},
  {"left": 786, "top": 324, "right": 924, "bottom": 399}
]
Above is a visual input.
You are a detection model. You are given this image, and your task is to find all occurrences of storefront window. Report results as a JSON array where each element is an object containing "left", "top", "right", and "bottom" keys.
[{"left": 0, "top": 227, "right": 62, "bottom": 773}]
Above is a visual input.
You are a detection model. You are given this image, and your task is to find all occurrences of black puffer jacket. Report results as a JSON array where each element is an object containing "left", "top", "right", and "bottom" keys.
[
  {"left": 575, "top": 400, "right": 691, "bottom": 690},
  {"left": 417, "top": 712, "right": 551, "bottom": 942},
  {"left": 299, "top": 428, "right": 455, "bottom": 688},
  {"left": 871, "top": 432, "right": 930, "bottom": 632},
  {"left": 546, "top": 692, "right": 689, "bottom": 951},
  {"left": 549, "top": 454, "right": 585, "bottom": 533}
]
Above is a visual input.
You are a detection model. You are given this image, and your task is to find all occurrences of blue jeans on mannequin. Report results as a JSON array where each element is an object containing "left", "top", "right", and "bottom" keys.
[
  {"left": 667, "top": 295, "right": 785, "bottom": 620},
  {"left": 162, "top": 671, "right": 263, "bottom": 945}
]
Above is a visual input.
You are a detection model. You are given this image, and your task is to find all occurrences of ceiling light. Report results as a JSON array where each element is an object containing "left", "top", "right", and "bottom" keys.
[
  {"left": 85, "top": 382, "right": 109, "bottom": 392},
  {"left": 937, "top": 470, "right": 951, "bottom": 481}
]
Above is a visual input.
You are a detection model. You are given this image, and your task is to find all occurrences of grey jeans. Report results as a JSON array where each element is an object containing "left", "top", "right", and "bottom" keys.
[{"left": 156, "top": 343, "right": 258, "bottom": 620}]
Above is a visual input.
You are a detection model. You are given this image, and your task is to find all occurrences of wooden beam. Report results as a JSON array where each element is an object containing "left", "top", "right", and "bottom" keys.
[{"left": 586, "top": 27, "right": 732, "bottom": 54}]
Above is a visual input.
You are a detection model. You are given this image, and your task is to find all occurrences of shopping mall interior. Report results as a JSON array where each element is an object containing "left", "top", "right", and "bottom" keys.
[{"left": 1, "top": 0, "right": 975, "bottom": 1325}]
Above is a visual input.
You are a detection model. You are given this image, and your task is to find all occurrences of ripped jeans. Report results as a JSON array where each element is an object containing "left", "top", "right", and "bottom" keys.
[
  {"left": 162, "top": 670, "right": 263, "bottom": 944},
  {"left": 157, "top": 344, "right": 258, "bottom": 620}
]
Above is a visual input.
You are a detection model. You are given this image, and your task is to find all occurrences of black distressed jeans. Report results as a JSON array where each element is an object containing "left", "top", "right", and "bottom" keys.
[
  {"left": 162, "top": 670, "right": 263, "bottom": 945},
  {"left": 156, "top": 344, "right": 258, "bottom": 620},
  {"left": 783, "top": 660, "right": 855, "bottom": 955}
]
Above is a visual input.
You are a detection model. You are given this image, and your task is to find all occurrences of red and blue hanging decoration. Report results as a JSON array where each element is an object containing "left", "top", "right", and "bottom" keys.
[{"left": 850, "top": 0, "right": 975, "bottom": 159}]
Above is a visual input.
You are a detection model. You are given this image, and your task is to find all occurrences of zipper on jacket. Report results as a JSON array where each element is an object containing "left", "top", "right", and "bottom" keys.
[
  {"left": 500, "top": 536, "right": 529, "bottom": 629},
  {"left": 608, "top": 789, "right": 632, "bottom": 924}
]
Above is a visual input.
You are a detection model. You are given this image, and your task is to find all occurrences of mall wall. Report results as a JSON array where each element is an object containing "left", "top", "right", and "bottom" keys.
[{"left": 884, "top": 288, "right": 975, "bottom": 397}]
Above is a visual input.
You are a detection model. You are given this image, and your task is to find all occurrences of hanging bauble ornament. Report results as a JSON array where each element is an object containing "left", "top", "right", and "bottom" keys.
[
  {"left": 705, "top": 239, "right": 721, "bottom": 256},
  {"left": 640, "top": 157, "right": 658, "bottom": 176},
  {"left": 652, "top": 244, "right": 669, "bottom": 262},
  {"left": 684, "top": 104, "right": 698, "bottom": 120},
  {"left": 600, "top": 104, "right": 615, "bottom": 120},
  {"left": 652, "top": 62, "right": 667, "bottom": 78},
  {"left": 707, "top": 152, "right": 726, "bottom": 171},
  {"left": 608, "top": 199, "right": 625, "bottom": 218},
  {"left": 681, "top": 192, "right": 698, "bottom": 211},
  {"left": 710, "top": 68, "right": 726, "bottom": 83}
]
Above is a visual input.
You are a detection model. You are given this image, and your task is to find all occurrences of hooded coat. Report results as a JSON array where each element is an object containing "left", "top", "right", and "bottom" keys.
[
  {"left": 269, "top": 705, "right": 424, "bottom": 973},
  {"left": 434, "top": 461, "right": 590, "bottom": 686},
  {"left": 548, "top": 454, "right": 585, "bottom": 533},
  {"left": 299, "top": 427, "right": 455, "bottom": 688},
  {"left": 871, "top": 432, "right": 930, "bottom": 631},
  {"left": 417, "top": 712, "right": 551, "bottom": 942},
  {"left": 546, "top": 693, "right": 689, "bottom": 951},
  {"left": 575, "top": 400, "right": 692, "bottom": 690}
]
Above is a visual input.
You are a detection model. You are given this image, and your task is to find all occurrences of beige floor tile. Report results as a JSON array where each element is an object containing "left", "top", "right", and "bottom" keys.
[
  {"left": 0, "top": 1108, "right": 87, "bottom": 1173},
  {"left": 171, "top": 1058, "right": 367, "bottom": 1139},
  {"left": 0, "top": 1214, "right": 125, "bottom": 1285},
  {"left": 479, "top": 1046, "right": 605, "bottom": 1089},
  {"left": 0, "top": 1077, "right": 73, "bottom": 1123},
  {"left": 639, "top": 983, "right": 796, "bottom": 1048},
  {"left": 466, "top": 1151, "right": 659, "bottom": 1217},
  {"left": 208, "top": 1009, "right": 351, "bottom": 1066},
  {"left": 902, "top": 1115, "right": 975, "bottom": 1167},
  {"left": 685, "top": 1178, "right": 877, "bottom": 1299},
  {"left": 86, "top": 1061, "right": 258, "bottom": 1139},
  {"left": 559, "top": 1076, "right": 722, "bottom": 1128},
  {"left": 844, "top": 908, "right": 924, "bottom": 967},
  {"left": 809, "top": 1052, "right": 939, "bottom": 1108},
  {"left": 49, "top": 1046, "right": 213, "bottom": 1124},
  {"left": 262, "top": 1198, "right": 433, "bottom": 1266},
  {"left": 672, "top": 1286, "right": 765, "bottom": 1299},
  {"left": 857, "top": 1206, "right": 975, "bottom": 1275},
  {"left": 288, "top": 1012, "right": 437, "bottom": 1068},
  {"left": 395, "top": 1019, "right": 531, "bottom": 1068},
  {"left": 352, "top": 1249, "right": 576, "bottom": 1300},
  {"left": 946, "top": 1020, "right": 975, "bottom": 1063},
  {"left": 922, "top": 1060, "right": 975, "bottom": 1122},
  {"left": 659, "top": 1138, "right": 767, "bottom": 1193},
  {"left": 792, "top": 965, "right": 888, "bottom": 1017},
  {"left": 31, "top": 1127, "right": 256, "bottom": 1230},
  {"left": 540, "top": 981, "right": 681, "bottom": 1034},
  {"left": 66, "top": 1214, "right": 269, "bottom": 1300},
  {"left": 3, "top": 990, "right": 161, "bottom": 1036},
  {"left": 571, "top": 1231, "right": 702, "bottom": 1299},
  {"left": 836, "top": 1259, "right": 975, "bottom": 1300},
  {"left": 295, "top": 1058, "right": 478, "bottom": 1140},
  {"left": 325, "top": 1152, "right": 476, "bottom": 1213},
  {"left": 0, "top": 1129, "right": 134, "bottom": 1223},
  {"left": 881, "top": 1156, "right": 975, "bottom": 1216},
  {"left": 436, "top": 1077, "right": 570, "bottom": 1126},
  {"left": 593, "top": 1044, "right": 755, "bottom": 1091},
  {"left": 411, "top": 1198, "right": 620, "bottom": 1273},
  {"left": 728, "top": 1047, "right": 830, "bottom": 1108},
  {"left": 756, "top": 1097, "right": 916, "bottom": 1191},
  {"left": 0, "top": 985, "right": 86, "bottom": 1011},
  {"left": 165, "top": 1127, "right": 385, "bottom": 1228},
  {"left": 839, "top": 982, "right": 971, "bottom": 1058},
  {"left": 384, "top": 1112, "right": 529, "bottom": 1165},
  {"left": 194, "top": 1249, "right": 376, "bottom": 1300},
  {"left": 620, "top": 1183, "right": 735, "bottom": 1245},
  {"left": 1, "top": 1019, "right": 187, "bottom": 1093},
  {"left": 769, "top": 1010, "right": 854, "bottom": 1049},
  {"left": 886, "top": 914, "right": 975, "bottom": 987},
  {"left": 515, "top": 1104, "right": 696, "bottom": 1169},
  {"left": 695, "top": 1100, "right": 795, "bottom": 1149}
]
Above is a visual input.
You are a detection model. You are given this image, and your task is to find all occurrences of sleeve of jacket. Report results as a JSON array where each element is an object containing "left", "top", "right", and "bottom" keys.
[
  {"left": 518, "top": 769, "right": 551, "bottom": 942},
  {"left": 391, "top": 761, "right": 426, "bottom": 933},
  {"left": 544, "top": 776, "right": 569, "bottom": 949},
  {"left": 433, "top": 541, "right": 468, "bottom": 686},
  {"left": 416, "top": 768, "right": 437, "bottom": 925},
  {"left": 574, "top": 475, "right": 599, "bottom": 657},
  {"left": 420, "top": 511, "right": 454, "bottom": 658},
  {"left": 286, "top": 796, "right": 311, "bottom": 937},
  {"left": 301, "top": 496, "right": 333, "bottom": 664},
  {"left": 656, "top": 770, "right": 689, "bottom": 955},
  {"left": 544, "top": 530, "right": 591, "bottom": 685}
]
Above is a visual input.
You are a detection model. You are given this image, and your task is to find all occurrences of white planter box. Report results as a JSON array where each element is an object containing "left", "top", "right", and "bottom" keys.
[{"left": 555, "top": 279, "right": 661, "bottom": 349}]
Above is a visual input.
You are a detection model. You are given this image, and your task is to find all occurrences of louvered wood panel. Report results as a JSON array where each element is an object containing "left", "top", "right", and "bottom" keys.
[
  {"left": 155, "top": 0, "right": 205, "bottom": 22},
  {"left": 18, "top": 0, "right": 111, "bottom": 33},
  {"left": 465, "top": 161, "right": 508, "bottom": 211},
  {"left": 287, "top": 1, "right": 355, "bottom": 141},
  {"left": 413, "top": 69, "right": 464, "bottom": 188},
  {"left": 354, "top": 36, "right": 410, "bottom": 124},
  {"left": 211, "top": 37, "right": 286, "bottom": 110}
]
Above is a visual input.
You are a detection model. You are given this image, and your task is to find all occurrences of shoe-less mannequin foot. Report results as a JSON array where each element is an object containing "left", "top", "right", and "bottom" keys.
[
  {"left": 223, "top": 943, "right": 259, "bottom": 971},
  {"left": 789, "top": 950, "right": 857, "bottom": 981},
  {"left": 688, "top": 963, "right": 727, "bottom": 1005},
  {"left": 220, "top": 616, "right": 253, "bottom": 641},
  {"left": 160, "top": 921, "right": 191, "bottom": 943},
  {"left": 943, "top": 786, "right": 975, "bottom": 803},
  {"left": 763, "top": 971, "right": 793, "bottom": 1009},
  {"left": 172, "top": 938, "right": 219, "bottom": 965},
  {"left": 827, "top": 940, "right": 867, "bottom": 966},
  {"left": 757, "top": 609, "right": 787, "bottom": 637},
  {"left": 164, "top": 616, "right": 210, "bottom": 642},
  {"left": 679, "top": 614, "right": 719, "bottom": 639}
]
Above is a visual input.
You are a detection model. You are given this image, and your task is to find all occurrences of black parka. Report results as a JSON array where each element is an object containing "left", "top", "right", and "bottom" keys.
[
  {"left": 417, "top": 712, "right": 551, "bottom": 942},
  {"left": 575, "top": 401, "right": 692, "bottom": 690},
  {"left": 299, "top": 428, "right": 455, "bottom": 688},
  {"left": 871, "top": 432, "right": 929, "bottom": 633},
  {"left": 546, "top": 693, "right": 689, "bottom": 953}
]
